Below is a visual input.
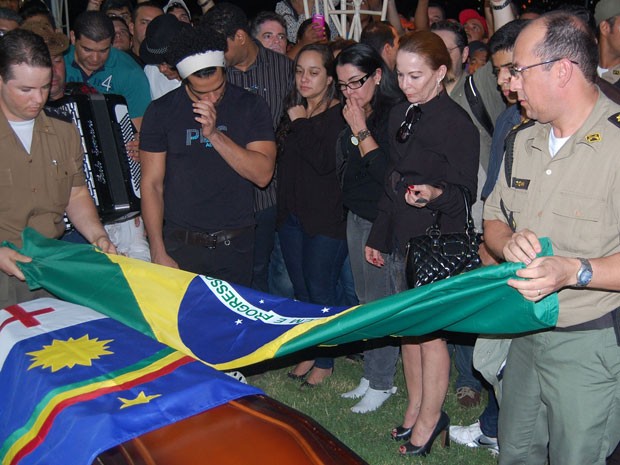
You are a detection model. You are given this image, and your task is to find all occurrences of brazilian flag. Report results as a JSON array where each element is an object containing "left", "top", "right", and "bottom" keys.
[{"left": 9, "top": 228, "right": 559, "bottom": 370}]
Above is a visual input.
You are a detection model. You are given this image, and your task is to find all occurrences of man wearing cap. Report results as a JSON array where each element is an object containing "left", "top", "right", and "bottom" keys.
[
  {"left": 140, "top": 26, "right": 276, "bottom": 286},
  {"left": 459, "top": 8, "right": 488, "bottom": 43},
  {"left": 0, "top": 29, "right": 116, "bottom": 308},
  {"left": 163, "top": 0, "right": 190, "bottom": 25},
  {"left": 201, "top": 3, "right": 293, "bottom": 294},
  {"left": 595, "top": 0, "right": 620, "bottom": 86},
  {"left": 19, "top": 20, "right": 68, "bottom": 102},
  {"left": 141, "top": 14, "right": 185, "bottom": 99}
]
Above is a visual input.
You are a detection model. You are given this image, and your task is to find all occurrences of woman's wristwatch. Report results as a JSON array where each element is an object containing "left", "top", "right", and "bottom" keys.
[{"left": 350, "top": 129, "right": 371, "bottom": 146}]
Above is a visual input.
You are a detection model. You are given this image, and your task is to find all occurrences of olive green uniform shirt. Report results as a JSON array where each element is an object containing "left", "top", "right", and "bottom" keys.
[
  {"left": 484, "top": 90, "right": 620, "bottom": 327},
  {"left": 0, "top": 109, "right": 85, "bottom": 248}
]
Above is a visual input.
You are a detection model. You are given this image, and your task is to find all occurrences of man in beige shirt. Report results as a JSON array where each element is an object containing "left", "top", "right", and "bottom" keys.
[
  {"left": 0, "top": 30, "right": 115, "bottom": 308},
  {"left": 484, "top": 12, "right": 620, "bottom": 465}
]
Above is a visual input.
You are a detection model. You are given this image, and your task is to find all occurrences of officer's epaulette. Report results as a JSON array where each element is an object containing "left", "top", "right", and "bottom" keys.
[
  {"left": 43, "top": 105, "right": 73, "bottom": 123},
  {"left": 608, "top": 112, "right": 620, "bottom": 129}
]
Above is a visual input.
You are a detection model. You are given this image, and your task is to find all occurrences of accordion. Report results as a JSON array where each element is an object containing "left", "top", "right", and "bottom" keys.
[{"left": 49, "top": 93, "right": 141, "bottom": 224}]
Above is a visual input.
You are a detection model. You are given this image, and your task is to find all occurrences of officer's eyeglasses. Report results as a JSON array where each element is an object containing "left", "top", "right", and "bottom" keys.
[
  {"left": 338, "top": 73, "right": 371, "bottom": 92},
  {"left": 509, "top": 57, "right": 579, "bottom": 78},
  {"left": 396, "top": 104, "right": 422, "bottom": 143}
]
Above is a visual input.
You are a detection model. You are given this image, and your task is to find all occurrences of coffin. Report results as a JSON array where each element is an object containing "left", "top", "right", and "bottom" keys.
[{"left": 97, "top": 394, "right": 367, "bottom": 465}]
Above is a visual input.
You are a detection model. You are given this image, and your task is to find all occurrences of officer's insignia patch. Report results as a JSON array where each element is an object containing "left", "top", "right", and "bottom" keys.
[
  {"left": 613, "top": 69, "right": 620, "bottom": 75},
  {"left": 609, "top": 113, "right": 620, "bottom": 128},
  {"left": 511, "top": 178, "right": 530, "bottom": 190},
  {"left": 585, "top": 133, "right": 601, "bottom": 143}
]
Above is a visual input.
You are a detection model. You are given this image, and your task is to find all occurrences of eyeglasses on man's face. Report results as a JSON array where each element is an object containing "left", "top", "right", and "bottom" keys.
[
  {"left": 337, "top": 73, "right": 371, "bottom": 92},
  {"left": 396, "top": 104, "right": 422, "bottom": 143},
  {"left": 508, "top": 57, "right": 579, "bottom": 78}
]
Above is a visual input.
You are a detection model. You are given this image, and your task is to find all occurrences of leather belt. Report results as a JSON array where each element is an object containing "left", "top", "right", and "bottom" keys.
[{"left": 168, "top": 226, "right": 252, "bottom": 249}]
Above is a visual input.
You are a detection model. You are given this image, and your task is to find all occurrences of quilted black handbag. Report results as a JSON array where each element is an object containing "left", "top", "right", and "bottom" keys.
[{"left": 405, "top": 186, "right": 482, "bottom": 288}]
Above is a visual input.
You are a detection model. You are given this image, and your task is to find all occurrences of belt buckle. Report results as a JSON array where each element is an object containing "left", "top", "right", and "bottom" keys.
[{"left": 205, "top": 233, "right": 217, "bottom": 249}]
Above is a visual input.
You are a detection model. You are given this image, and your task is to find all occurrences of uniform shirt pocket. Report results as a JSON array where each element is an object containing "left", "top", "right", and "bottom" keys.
[
  {"left": 551, "top": 191, "right": 603, "bottom": 252},
  {"left": 48, "top": 159, "right": 73, "bottom": 208}
]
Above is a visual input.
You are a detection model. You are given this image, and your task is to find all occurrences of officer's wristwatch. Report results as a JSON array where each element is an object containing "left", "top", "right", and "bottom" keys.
[
  {"left": 350, "top": 129, "right": 371, "bottom": 146},
  {"left": 575, "top": 258, "right": 593, "bottom": 287}
]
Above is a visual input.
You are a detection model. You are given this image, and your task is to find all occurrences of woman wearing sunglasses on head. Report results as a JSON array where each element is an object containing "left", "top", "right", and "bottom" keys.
[
  {"left": 334, "top": 43, "right": 404, "bottom": 414},
  {"left": 365, "top": 31, "right": 479, "bottom": 457}
]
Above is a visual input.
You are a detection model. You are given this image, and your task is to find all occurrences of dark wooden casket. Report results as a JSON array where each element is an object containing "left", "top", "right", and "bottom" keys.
[{"left": 95, "top": 394, "right": 367, "bottom": 465}]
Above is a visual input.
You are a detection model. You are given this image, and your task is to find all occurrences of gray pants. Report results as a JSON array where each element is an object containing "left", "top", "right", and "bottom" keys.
[
  {"left": 347, "top": 212, "right": 399, "bottom": 390},
  {"left": 499, "top": 326, "right": 620, "bottom": 465}
]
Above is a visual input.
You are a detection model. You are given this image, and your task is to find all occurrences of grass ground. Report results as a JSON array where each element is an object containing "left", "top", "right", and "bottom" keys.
[{"left": 247, "top": 351, "right": 499, "bottom": 465}]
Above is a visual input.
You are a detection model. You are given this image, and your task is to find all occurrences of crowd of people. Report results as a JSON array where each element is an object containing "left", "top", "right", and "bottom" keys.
[{"left": 0, "top": 0, "right": 619, "bottom": 463}]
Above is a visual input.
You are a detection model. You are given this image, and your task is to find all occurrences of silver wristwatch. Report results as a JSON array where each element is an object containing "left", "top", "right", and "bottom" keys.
[
  {"left": 575, "top": 258, "right": 592, "bottom": 287},
  {"left": 350, "top": 129, "right": 371, "bottom": 146}
]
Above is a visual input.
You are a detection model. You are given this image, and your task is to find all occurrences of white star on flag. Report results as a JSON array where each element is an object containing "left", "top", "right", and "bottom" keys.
[
  {"left": 235, "top": 319, "right": 243, "bottom": 325},
  {"left": 321, "top": 307, "right": 330, "bottom": 313},
  {"left": 259, "top": 299, "right": 265, "bottom": 304}
]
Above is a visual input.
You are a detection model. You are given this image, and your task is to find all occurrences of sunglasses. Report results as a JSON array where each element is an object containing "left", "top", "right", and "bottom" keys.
[
  {"left": 396, "top": 104, "right": 422, "bottom": 143},
  {"left": 337, "top": 73, "right": 371, "bottom": 92}
]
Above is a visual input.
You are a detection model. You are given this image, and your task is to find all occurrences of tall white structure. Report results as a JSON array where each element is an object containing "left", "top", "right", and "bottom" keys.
[{"left": 303, "top": 0, "right": 387, "bottom": 41}]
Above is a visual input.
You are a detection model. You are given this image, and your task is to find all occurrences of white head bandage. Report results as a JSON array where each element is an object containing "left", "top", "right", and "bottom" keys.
[{"left": 176, "top": 50, "right": 226, "bottom": 79}]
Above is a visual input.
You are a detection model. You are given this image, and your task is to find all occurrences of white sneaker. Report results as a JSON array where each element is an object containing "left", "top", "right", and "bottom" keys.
[
  {"left": 350, "top": 386, "right": 397, "bottom": 414},
  {"left": 341, "top": 377, "right": 369, "bottom": 399},
  {"left": 449, "top": 421, "right": 499, "bottom": 455},
  {"left": 225, "top": 371, "right": 247, "bottom": 384}
]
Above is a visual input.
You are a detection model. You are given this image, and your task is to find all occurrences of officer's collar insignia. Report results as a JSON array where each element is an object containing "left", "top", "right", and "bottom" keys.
[
  {"left": 585, "top": 133, "right": 601, "bottom": 143},
  {"left": 609, "top": 113, "right": 620, "bottom": 128},
  {"left": 613, "top": 69, "right": 620, "bottom": 75},
  {"left": 511, "top": 178, "right": 530, "bottom": 190}
]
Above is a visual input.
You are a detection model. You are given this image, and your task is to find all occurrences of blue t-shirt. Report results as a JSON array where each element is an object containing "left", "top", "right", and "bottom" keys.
[
  {"left": 64, "top": 45, "right": 151, "bottom": 119},
  {"left": 140, "top": 83, "right": 275, "bottom": 231}
]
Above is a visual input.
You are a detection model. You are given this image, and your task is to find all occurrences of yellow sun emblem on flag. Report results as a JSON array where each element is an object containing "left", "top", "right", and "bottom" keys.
[{"left": 27, "top": 335, "right": 113, "bottom": 372}]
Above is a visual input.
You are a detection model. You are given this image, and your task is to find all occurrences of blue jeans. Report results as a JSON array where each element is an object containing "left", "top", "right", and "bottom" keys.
[
  {"left": 278, "top": 214, "right": 348, "bottom": 306},
  {"left": 480, "top": 387, "right": 499, "bottom": 438},
  {"left": 450, "top": 337, "right": 484, "bottom": 392},
  {"left": 347, "top": 212, "right": 398, "bottom": 390},
  {"left": 251, "top": 206, "right": 277, "bottom": 293},
  {"left": 268, "top": 234, "right": 295, "bottom": 298},
  {"left": 336, "top": 254, "right": 359, "bottom": 307},
  {"left": 278, "top": 214, "right": 348, "bottom": 370}
]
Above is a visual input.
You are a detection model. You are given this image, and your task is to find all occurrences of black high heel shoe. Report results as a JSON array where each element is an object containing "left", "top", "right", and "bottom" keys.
[
  {"left": 399, "top": 411, "right": 450, "bottom": 457},
  {"left": 287, "top": 371, "right": 309, "bottom": 381},
  {"left": 391, "top": 425, "right": 412, "bottom": 442}
]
